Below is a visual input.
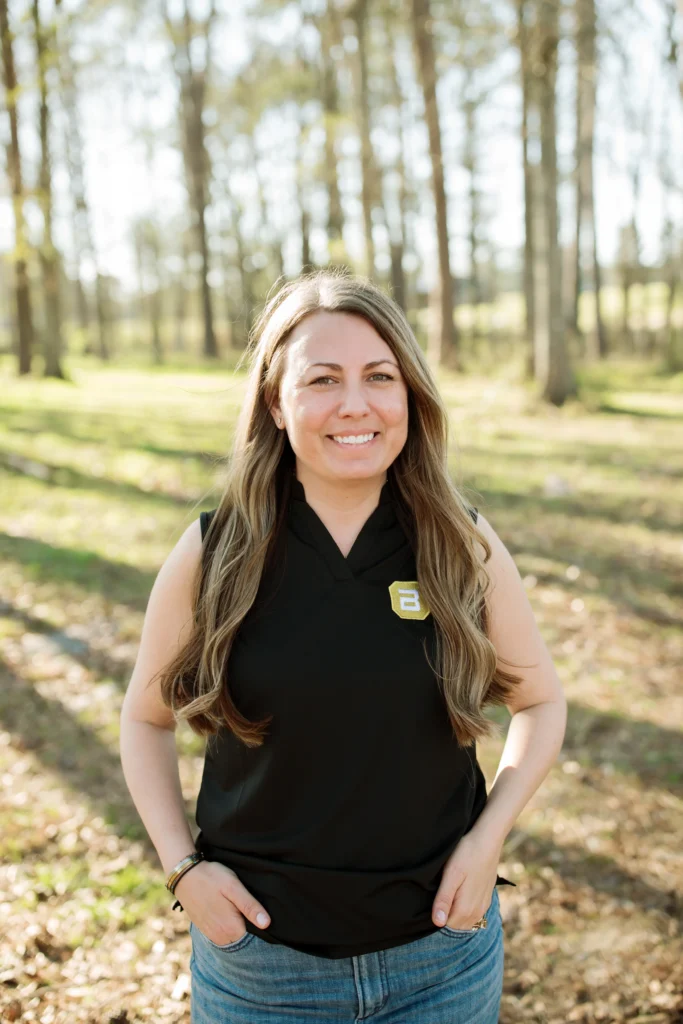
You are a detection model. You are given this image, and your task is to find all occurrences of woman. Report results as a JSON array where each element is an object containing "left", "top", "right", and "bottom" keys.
[{"left": 120, "top": 269, "right": 567, "bottom": 1023}]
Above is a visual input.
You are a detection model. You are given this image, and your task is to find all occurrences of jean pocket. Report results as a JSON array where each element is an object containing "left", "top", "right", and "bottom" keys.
[
  {"left": 439, "top": 886, "right": 497, "bottom": 937},
  {"left": 189, "top": 919, "right": 256, "bottom": 953}
]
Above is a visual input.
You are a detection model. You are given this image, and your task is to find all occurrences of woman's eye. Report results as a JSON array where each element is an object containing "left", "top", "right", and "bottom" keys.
[{"left": 310, "top": 374, "right": 394, "bottom": 385}]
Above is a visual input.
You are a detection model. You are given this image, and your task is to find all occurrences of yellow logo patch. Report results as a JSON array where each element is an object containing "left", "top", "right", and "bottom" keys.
[{"left": 388, "top": 580, "right": 431, "bottom": 620}]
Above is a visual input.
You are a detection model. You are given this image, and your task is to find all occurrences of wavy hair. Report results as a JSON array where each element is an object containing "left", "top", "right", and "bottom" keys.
[{"left": 156, "top": 268, "right": 524, "bottom": 749}]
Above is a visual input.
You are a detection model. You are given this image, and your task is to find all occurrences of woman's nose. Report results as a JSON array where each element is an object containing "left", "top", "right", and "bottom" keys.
[{"left": 336, "top": 382, "right": 372, "bottom": 415}]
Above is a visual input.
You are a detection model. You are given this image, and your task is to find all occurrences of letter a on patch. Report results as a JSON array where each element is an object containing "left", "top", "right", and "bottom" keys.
[{"left": 388, "top": 581, "right": 431, "bottom": 620}]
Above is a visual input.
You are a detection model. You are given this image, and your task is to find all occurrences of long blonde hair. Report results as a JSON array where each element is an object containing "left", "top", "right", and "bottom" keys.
[{"left": 156, "top": 268, "right": 523, "bottom": 748}]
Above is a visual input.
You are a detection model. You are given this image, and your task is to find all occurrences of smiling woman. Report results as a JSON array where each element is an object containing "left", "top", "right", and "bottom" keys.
[
  {"left": 266, "top": 309, "right": 410, "bottom": 549},
  {"left": 120, "top": 267, "right": 566, "bottom": 1024}
]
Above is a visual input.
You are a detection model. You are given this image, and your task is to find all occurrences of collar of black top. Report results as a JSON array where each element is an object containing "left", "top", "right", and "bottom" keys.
[{"left": 289, "top": 474, "right": 393, "bottom": 507}]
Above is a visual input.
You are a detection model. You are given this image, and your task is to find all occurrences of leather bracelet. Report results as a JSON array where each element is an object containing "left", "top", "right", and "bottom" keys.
[
  {"left": 166, "top": 851, "right": 205, "bottom": 911},
  {"left": 166, "top": 851, "right": 204, "bottom": 892}
]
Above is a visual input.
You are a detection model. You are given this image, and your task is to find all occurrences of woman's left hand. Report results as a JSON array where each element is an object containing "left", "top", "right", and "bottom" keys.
[{"left": 432, "top": 830, "right": 502, "bottom": 929}]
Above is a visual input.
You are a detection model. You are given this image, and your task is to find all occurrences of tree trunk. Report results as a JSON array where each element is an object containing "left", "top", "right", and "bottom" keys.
[
  {"left": 319, "top": 4, "right": 346, "bottom": 264},
  {"left": 621, "top": 256, "right": 633, "bottom": 353},
  {"left": 166, "top": 0, "right": 217, "bottom": 358},
  {"left": 411, "top": 0, "right": 458, "bottom": 368},
  {"left": 463, "top": 84, "right": 483, "bottom": 337},
  {"left": 232, "top": 197, "right": 255, "bottom": 348},
  {"left": 33, "top": 0, "right": 65, "bottom": 379},
  {"left": 192, "top": 162, "right": 217, "bottom": 358},
  {"left": 518, "top": 0, "right": 536, "bottom": 379},
  {"left": 144, "top": 223, "right": 164, "bottom": 365},
  {"left": 149, "top": 233, "right": 164, "bottom": 367},
  {"left": 135, "top": 222, "right": 164, "bottom": 364},
  {"left": 351, "top": 0, "right": 376, "bottom": 277},
  {"left": 74, "top": 276, "right": 89, "bottom": 338},
  {"left": 532, "top": 0, "right": 575, "bottom": 404},
  {"left": 94, "top": 274, "right": 111, "bottom": 360},
  {"left": 295, "top": 115, "right": 313, "bottom": 271},
  {"left": 664, "top": 264, "right": 682, "bottom": 371},
  {"left": 573, "top": 0, "right": 606, "bottom": 360},
  {"left": 1, "top": 0, "right": 34, "bottom": 375},
  {"left": 662, "top": 0, "right": 683, "bottom": 370},
  {"left": 627, "top": 194, "right": 642, "bottom": 354},
  {"left": 174, "top": 235, "right": 189, "bottom": 353},
  {"left": 55, "top": 0, "right": 108, "bottom": 360},
  {"left": 220, "top": 245, "right": 235, "bottom": 351},
  {"left": 385, "top": 15, "right": 409, "bottom": 312}
]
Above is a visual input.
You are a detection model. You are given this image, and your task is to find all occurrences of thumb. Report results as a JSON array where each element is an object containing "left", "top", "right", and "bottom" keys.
[
  {"left": 222, "top": 871, "right": 271, "bottom": 929},
  {"left": 432, "top": 885, "right": 455, "bottom": 926}
]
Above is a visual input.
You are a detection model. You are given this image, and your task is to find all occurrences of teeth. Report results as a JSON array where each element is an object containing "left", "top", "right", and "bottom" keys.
[{"left": 332, "top": 433, "right": 376, "bottom": 445}]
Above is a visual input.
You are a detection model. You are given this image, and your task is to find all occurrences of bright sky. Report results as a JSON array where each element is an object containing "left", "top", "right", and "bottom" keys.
[{"left": 1, "top": 0, "right": 681, "bottom": 296}]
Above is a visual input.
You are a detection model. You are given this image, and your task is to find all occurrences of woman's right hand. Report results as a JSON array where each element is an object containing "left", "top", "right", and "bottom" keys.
[{"left": 174, "top": 860, "right": 271, "bottom": 946}]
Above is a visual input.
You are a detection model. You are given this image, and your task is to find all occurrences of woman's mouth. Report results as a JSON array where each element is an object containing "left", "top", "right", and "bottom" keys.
[{"left": 326, "top": 431, "right": 379, "bottom": 448}]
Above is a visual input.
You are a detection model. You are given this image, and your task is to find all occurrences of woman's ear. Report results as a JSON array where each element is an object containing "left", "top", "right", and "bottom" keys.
[{"left": 269, "top": 402, "right": 283, "bottom": 429}]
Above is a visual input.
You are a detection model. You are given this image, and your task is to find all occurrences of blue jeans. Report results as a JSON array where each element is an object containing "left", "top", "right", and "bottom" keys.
[{"left": 189, "top": 885, "right": 504, "bottom": 1023}]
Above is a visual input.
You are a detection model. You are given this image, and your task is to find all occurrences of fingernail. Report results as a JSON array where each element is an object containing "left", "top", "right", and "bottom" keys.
[
  {"left": 257, "top": 912, "right": 269, "bottom": 927},
  {"left": 435, "top": 910, "right": 446, "bottom": 924}
]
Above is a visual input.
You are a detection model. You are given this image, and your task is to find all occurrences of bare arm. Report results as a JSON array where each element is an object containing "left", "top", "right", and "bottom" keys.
[
  {"left": 119, "top": 518, "right": 204, "bottom": 875},
  {"left": 431, "top": 512, "right": 567, "bottom": 927},
  {"left": 468, "top": 511, "right": 568, "bottom": 848},
  {"left": 119, "top": 515, "right": 273, "bottom": 940}
]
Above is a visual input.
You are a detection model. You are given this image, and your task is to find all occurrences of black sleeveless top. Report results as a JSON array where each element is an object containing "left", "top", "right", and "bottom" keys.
[{"left": 193, "top": 473, "right": 514, "bottom": 959}]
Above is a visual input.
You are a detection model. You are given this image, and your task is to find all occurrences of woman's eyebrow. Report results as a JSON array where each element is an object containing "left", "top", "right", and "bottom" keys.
[{"left": 306, "top": 359, "right": 399, "bottom": 371}]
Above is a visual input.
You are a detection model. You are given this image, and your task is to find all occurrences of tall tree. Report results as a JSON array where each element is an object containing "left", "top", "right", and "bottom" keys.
[
  {"left": 133, "top": 217, "right": 164, "bottom": 365},
  {"left": 1, "top": 0, "right": 35, "bottom": 375},
  {"left": 54, "top": 0, "right": 110, "bottom": 361},
  {"left": 529, "top": 0, "right": 576, "bottom": 404},
  {"left": 462, "top": 76, "right": 484, "bottom": 332},
  {"left": 383, "top": 11, "right": 410, "bottom": 312},
  {"left": 411, "top": 0, "right": 458, "bottom": 368},
  {"left": 317, "top": 2, "right": 347, "bottom": 264},
  {"left": 517, "top": 0, "right": 536, "bottom": 378},
  {"left": 32, "top": 0, "right": 65, "bottom": 379},
  {"left": 571, "top": 0, "right": 605, "bottom": 360},
  {"left": 349, "top": 0, "right": 377, "bottom": 276},
  {"left": 295, "top": 109, "right": 314, "bottom": 272},
  {"left": 164, "top": 0, "right": 218, "bottom": 358},
  {"left": 173, "top": 230, "right": 191, "bottom": 354},
  {"left": 661, "top": 0, "right": 683, "bottom": 370},
  {"left": 623, "top": 72, "right": 653, "bottom": 354}
]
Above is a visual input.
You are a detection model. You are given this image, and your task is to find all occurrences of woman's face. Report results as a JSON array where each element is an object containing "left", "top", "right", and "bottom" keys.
[{"left": 271, "top": 310, "right": 409, "bottom": 486}]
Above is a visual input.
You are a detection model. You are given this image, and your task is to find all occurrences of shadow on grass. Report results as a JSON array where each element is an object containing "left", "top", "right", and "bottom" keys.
[
  {"left": 504, "top": 828, "right": 680, "bottom": 918},
  {"left": 0, "top": 657, "right": 201, "bottom": 859},
  {"left": 0, "top": 452, "right": 200, "bottom": 508},
  {"left": 460, "top": 492, "right": 682, "bottom": 625},
  {"left": 2, "top": 409, "right": 226, "bottom": 465},
  {"left": 0, "top": 533, "right": 156, "bottom": 611},
  {"left": 465, "top": 472, "right": 681, "bottom": 536},
  {"left": 598, "top": 401, "right": 683, "bottom": 420},
  {"left": 0, "top": 403, "right": 231, "bottom": 461},
  {"left": 562, "top": 701, "right": 683, "bottom": 797},
  {"left": 0, "top": 598, "right": 135, "bottom": 687},
  {"left": 464, "top": 439, "right": 683, "bottom": 483},
  {"left": 505, "top": 545, "right": 682, "bottom": 628}
]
